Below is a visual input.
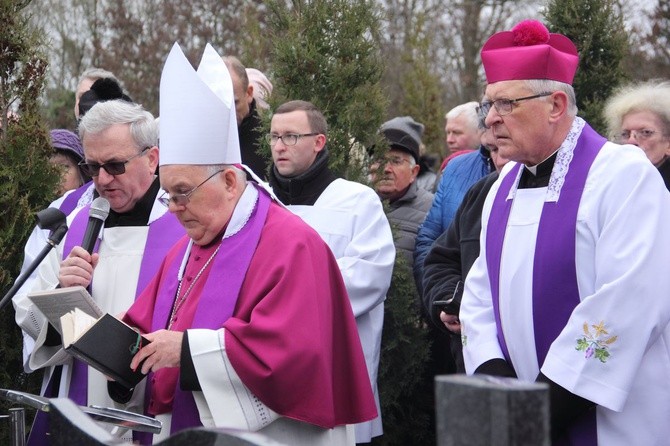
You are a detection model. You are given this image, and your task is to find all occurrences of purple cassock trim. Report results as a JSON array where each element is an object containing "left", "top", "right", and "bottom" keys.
[
  {"left": 142, "top": 185, "right": 271, "bottom": 439},
  {"left": 487, "top": 123, "right": 606, "bottom": 446},
  {"left": 134, "top": 213, "right": 185, "bottom": 296}
]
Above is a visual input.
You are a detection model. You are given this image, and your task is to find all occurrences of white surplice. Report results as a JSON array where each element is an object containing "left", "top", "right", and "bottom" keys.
[
  {"left": 13, "top": 194, "right": 170, "bottom": 441},
  {"left": 461, "top": 136, "right": 670, "bottom": 444},
  {"left": 287, "top": 178, "right": 395, "bottom": 442}
]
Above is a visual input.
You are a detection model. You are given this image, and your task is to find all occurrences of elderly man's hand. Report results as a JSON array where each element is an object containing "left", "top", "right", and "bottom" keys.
[
  {"left": 131, "top": 330, "right": 183, "bottom": 374},
  {"left": 58, "top": 246, "right": 99, "bottom": 288},
  {"left": 440, "top": 311, "right": 461, "bottom": 334}
]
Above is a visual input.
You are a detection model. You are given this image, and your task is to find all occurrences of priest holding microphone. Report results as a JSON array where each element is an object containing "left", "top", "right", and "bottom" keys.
[{"left": 13, "top": 99, "right": 184, "bottom": 444}]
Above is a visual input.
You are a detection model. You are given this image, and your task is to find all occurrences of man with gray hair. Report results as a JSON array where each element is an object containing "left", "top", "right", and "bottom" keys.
[
  {"left": 13, "top": 99, "right": 184, "bottom": 444},
  {"left": 444, "top": 101, "right": 482, "bottom": 160},
  {"left": 371, "top": 116, "right": 433, "bottom": 264},
  {"left": 116, "top": 43, "right": 376, "bottom": 446},
  {"left": 414, "top": 101, "right": 494, "bottom": 294},
  {"left": 460, "top": 20, "right": 670, "bottom": 444}
]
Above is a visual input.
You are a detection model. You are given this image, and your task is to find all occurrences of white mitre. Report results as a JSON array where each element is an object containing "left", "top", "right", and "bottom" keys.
[{"left": 159, "top": 42, "right": 240, "bottom": 166}]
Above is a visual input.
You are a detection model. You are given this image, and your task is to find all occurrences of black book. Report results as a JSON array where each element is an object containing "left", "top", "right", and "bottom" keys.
[{"left": 61, "top": 309, "right": 148, "bottom": 389}]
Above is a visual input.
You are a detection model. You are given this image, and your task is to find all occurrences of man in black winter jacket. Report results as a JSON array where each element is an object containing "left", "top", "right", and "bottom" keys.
[{"left": 224, "top": 56, "right": 269, "bottom": 178}]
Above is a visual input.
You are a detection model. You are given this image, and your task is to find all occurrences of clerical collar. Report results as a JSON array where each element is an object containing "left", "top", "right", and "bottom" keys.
[
  {"left": 104, "top": 177, "right": 160, "bottom": 227},
  {"left": 268, "top": 148, "right": 338, "bottom": 205},
  {"left": 518, "top": 151, "right": 558, "bottom": 189}
]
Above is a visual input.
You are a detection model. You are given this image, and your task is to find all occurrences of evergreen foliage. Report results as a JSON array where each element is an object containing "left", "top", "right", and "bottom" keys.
[
  {"left": 0, "top": 0, "right": 55, "bottom": 441},
  {"left": 397, "top": 13, "right": 446, "bottom": 157},
  {"left": 264, "top": 1, "right": 434, "bottom": 443},
  {"left": 544, "top": 0, "right": 628, "bottom": 133},
  {"left": 372, "top": 255, "right": 433, "bottom": 446},
  {"left": 265, "top": 0, "right": 388, "bottom": 181}
]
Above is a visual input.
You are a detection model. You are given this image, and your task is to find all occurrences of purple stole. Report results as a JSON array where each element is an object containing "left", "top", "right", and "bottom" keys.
[
  {"left": 63, "top": 205, "right": 184, "bottom": 405},
  {"left": 58, "top": 182, "right": 92, "bottom": 216},
  {"left": 28, "top": 203, "right": 184, "bottom": 446},
  {"left": 486, "top": 123, "right": 606, "bottom": 445},
  {"left": 136, "top": 186, "right": 271, "bottom": 444}
]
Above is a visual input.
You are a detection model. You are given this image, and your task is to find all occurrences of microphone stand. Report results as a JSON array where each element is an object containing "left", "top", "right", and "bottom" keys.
[{"left": 0, "top": 215, "right": 68, "bottom": 312}]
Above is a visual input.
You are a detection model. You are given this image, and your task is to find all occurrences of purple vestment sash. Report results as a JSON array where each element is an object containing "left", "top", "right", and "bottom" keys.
[
  {"left": 63, "top": 205, "right": 183, "bottom": 404},
  {"left": 29, "top": 204, "right": 183, "bottom": 445},
  {"left": 58, "top": 182, "right": 91, "bottom": 216},
  {"left": 64, "top": 205, "right": 183, "bottom": 403},
  {"left": 27, "top": 185, "right": 91, "bottom": 446},
  {"left": 139, "top": 186, "right": 271, "bottom": 442},
  {"left": 487, "top": 123, "right": 606, "bottom": 445}
]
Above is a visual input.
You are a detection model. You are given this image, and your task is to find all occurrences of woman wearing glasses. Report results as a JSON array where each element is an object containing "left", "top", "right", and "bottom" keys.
[{"left": 604, "top": 80, "right": 670, "bottom": 190}]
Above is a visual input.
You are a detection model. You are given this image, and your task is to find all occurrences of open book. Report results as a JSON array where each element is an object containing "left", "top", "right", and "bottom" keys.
[
  {"left": 60, "top": 308, "right": 149, "bottom": 389},
  {"left": 28, "top": 286, "right": 148, "bottom": 388},
  {"left": 27, "top": 286, "right": 103, "bottom": 334},
  {"left": 60, "top": 309, "right": 148, "bottom": 389}
]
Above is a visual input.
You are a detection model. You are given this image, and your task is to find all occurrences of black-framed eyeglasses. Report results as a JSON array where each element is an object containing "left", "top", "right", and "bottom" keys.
[
  {"left": 617, "top": 129, "right": 658, "bottom": 142},
  {"left": 79, "top": 147, "right": 150, "bottom": 177},
  {"left": 265, "top": 133, "right": 319, "bottom": 146},
  {"left": 158, "top": 169, "right": 224, "bottom": 207},
  {"left": 478, "top": 92, "right": 553, "bottom": 117}
]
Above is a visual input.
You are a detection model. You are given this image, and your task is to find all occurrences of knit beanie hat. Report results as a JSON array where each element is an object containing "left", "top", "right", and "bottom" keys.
[
  {"left": 380, "top": 116, "right": 424, "bottom": 162},
  {"left": 50, "top": 129, "right": 84, "bottom": 162}
]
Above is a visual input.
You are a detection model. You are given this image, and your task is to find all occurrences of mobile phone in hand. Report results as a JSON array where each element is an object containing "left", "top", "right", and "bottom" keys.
[
  {"left": 432, "top": 280, "right": 462, "bottom": 315},
  {"left": 432, "top": 298, "right": 460, "bottom": 315}
]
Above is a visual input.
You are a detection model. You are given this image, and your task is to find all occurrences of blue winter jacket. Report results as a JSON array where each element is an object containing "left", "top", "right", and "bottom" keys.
[{"left": 413, "top": 147, "right": 493, "bottom": 292}]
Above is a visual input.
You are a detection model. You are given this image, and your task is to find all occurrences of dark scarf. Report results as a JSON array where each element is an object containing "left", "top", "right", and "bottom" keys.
[
  {"left": 239, "top": 99, "right": 269, "bottom": 178},
  {"left": 269, "top": 148, "right": 338, "bottom": 205}
]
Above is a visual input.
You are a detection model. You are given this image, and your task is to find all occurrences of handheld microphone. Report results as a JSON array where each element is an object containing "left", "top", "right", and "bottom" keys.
[{"left": 80, "top": 197, "right": 110, "bottom": 254}]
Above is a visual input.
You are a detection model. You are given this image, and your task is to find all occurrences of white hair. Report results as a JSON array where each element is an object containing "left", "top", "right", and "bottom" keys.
[
  {"left": 206, "top": 164, "right": 247, "bottom": 184},
  {"left": 524, "top": 80, "right": 578, "bottom": 118},
  {"left": 77, "top": 68, "right": 121, "bottom": 91},
  {"left": 445, "top": 101, "right": 480, "bottom": 132},
  {"left": 603, "top": 79, "right": 670, "bottom": 138}
]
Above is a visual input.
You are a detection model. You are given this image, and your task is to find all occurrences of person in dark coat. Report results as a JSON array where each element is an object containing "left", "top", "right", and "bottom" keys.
[{"left": 224, "top": 56, "right": 269, "bottom": 179}]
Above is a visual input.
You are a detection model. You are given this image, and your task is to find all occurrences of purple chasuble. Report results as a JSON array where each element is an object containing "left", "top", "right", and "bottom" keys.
[
  {"left": 486, "top": 123, "right": 606, "bottom": 446},
  {"left": 140, "top": 186, "right": 271, "bottom": 441}
]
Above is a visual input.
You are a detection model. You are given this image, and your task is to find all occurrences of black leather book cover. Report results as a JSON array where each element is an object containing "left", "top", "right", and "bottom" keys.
[{"left": 65, "top": 314, "right": 148, "bottom": 389}]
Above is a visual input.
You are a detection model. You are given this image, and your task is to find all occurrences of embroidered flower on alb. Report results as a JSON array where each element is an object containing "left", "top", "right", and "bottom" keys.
[{"left": 575, "top": 320, "right": 617, "bottom": 363}]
